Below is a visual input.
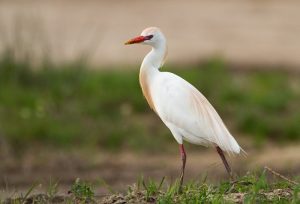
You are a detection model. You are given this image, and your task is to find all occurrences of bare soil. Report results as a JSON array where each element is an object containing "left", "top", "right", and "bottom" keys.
[{"left": 0, "top": 142, "right": 300, "bottom": 198}]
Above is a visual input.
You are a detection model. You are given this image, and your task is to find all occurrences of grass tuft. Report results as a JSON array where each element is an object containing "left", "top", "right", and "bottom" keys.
[{"left": 69, "top": 178, "right": 95, "bottom": 203}]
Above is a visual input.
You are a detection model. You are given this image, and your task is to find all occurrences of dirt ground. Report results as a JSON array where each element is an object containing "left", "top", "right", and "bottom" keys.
[
  {"left": 1, "top": 141, "right": 300, "bottom": 198},
  {"left": 0, "top": 0, "right": 300, "bottom": 68}
]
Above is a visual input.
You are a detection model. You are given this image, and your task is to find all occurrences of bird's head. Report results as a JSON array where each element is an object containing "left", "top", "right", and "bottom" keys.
[{"left": 125, "top": 27, "right": 165, "bottom": 48}]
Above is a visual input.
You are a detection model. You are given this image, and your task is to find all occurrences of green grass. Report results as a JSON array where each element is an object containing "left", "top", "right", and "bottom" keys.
[
  {"left": 138, "top": 170, "right": 300, "bottom": 203},
  {"left": 0, "top": 51, "right": 300, "bottom": 151},
  {"left": 70, "top": 178, "right": 94, "bottom": 202},
  {"left": 3, "top": 171, "right": 300, "bottom": 203}
]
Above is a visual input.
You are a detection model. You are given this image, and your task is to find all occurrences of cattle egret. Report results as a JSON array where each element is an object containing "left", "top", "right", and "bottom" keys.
[{"left": 125, "top": 27, "right": 242, "bottom": 188}]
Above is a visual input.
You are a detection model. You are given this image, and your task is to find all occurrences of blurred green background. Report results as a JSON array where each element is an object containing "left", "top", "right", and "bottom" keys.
[{"left": 1, "top": 53, "right": 300, "bottom": 152}]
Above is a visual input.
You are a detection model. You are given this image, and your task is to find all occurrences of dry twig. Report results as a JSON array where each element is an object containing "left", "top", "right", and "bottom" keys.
[{"left": 264, "top": 166, "right": 299, "bottom": 186}]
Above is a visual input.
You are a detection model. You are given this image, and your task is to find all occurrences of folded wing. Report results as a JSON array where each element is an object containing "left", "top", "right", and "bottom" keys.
[{"left": 152, "top": 72, "right": 241, "bottom": 154}]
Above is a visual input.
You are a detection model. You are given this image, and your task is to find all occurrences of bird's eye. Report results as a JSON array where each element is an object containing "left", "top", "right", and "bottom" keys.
[{"left": 145, "top": 35, "right": 153, "bottom": 40}]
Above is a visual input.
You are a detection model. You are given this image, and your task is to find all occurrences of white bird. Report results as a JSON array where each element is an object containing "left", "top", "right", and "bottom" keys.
[{"left": 125, "top": 27, "right": 242, "bottom": 187}]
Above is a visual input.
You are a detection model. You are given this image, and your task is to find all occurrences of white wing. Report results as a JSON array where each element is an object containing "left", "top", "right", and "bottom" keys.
[{"left": 151, "top": 72, "right": 241, "bottom": 154}]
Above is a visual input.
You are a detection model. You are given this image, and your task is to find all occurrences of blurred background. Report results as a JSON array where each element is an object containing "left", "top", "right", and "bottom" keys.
[{"left": 0, "top": 0, "right": 300, "bottom": 197}]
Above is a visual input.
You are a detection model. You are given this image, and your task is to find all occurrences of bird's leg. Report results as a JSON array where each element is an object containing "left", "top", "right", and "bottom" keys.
[
  {"left": 179, "top": 144, "right": 186, "bottom": 191},
  {"left": 216, "top": 146, "right": 233, "bottom": 180}
]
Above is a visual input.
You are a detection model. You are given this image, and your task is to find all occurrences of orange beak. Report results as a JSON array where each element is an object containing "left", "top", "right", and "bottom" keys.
[
  {"left": 124, "top": 35, "right": 153, "bottom": 45},
  {"left": 124, "top": 36, "right": 146, "bottom": 45}
]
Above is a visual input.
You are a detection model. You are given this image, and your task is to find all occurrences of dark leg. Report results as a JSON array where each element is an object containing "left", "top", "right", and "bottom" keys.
[
  {"left": 179, "top": 144, "right": 186, "bottom": 190},
  {"left": 216, "top": 146, "right": 233, "bottom": 180}
]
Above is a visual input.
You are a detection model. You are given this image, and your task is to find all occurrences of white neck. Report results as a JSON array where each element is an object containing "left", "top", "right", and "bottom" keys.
[
  {"left": 138, "top": 41, "right": 167, "bottom": 111},
  {"left": 141, "top": 41, "right": 167, "bottom": 72}
]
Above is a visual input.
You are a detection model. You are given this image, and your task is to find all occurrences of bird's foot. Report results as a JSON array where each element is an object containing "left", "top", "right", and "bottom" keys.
[{"left": 177, "top": 174, "right": 184, "bottom": 194}]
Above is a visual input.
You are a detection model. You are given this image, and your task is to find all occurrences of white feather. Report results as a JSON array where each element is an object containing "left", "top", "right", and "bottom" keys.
[{"left": 151, "top": 72, "right": 241, "bottom": 154}]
